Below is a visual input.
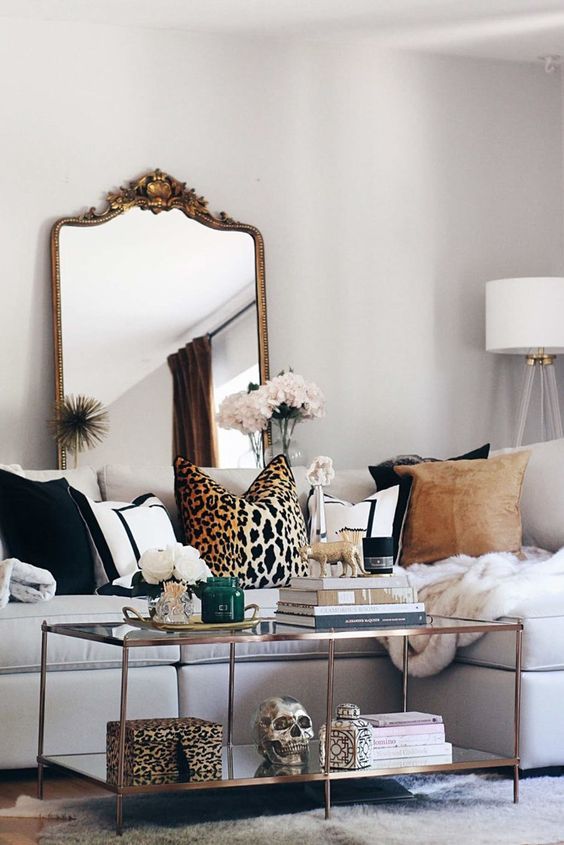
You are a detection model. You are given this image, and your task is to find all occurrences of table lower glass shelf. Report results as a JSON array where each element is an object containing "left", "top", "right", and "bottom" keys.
[{"left": 40, "top": 742, "right": 517, "bottom": 794}]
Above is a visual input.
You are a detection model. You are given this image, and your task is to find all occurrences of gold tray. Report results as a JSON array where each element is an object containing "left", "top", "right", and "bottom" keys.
[{"left": 122, "top": 603, "right": 260, "bottom": 632}]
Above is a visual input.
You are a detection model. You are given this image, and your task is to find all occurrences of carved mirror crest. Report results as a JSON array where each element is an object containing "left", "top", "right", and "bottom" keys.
[{"left": 51, "top": 169, "right": 269, "bottom": 469}]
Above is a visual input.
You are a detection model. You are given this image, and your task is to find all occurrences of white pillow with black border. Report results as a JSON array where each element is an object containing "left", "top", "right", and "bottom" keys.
[
  {"left": 70, "top": 489, "right": 176, "bottom": 586},
  {"left": 308, "top": 485, "right": 400, "bottom": 543}
]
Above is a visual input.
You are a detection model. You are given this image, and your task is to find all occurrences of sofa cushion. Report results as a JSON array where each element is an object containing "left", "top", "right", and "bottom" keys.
[
  {"left": 0, "top": 473, "right": 95, "bottom": 594},
  {"left": 457, "top": 591, "right": 564, "bottom": 671},
  {"left": 0, "top": 595, "right": 179, "bottom": 672},
  {"left": 493, "top": 437, "right": 564, "bottom": 552},
  {"left": 174, "top": 455, "right": 308, "bottom": 589},
  {"left": 70, "top": 490, "right": 177, "bottom": 584},
  {"left": 395, "top": 452, "right": 530, "bottom": 565}
]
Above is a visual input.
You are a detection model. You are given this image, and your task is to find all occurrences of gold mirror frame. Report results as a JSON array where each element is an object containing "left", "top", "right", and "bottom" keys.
[{"left": 51, "top": 168, "right": 269, "bottom": 469}]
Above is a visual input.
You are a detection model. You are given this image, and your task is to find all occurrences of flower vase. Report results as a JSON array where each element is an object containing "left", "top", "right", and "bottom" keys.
[
  {"left": 265, "top": 418, "right": 304, "bottom": 466},
  {"left": 150, "top": 586, "right": 194, "bottom": 625}
]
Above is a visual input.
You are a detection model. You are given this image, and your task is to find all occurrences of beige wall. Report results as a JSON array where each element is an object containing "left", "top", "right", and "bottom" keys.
[{"left": 0, "top": 19, "right": 561, "bottom": 468}]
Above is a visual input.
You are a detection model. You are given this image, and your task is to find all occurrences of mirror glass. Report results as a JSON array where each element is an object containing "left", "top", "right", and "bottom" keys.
[{"left": 54, "top": 176, "right": 267, "bottom": 469}]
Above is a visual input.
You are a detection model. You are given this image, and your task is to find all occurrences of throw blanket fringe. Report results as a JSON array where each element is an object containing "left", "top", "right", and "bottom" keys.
[
  {"left": 382, "top": 547, "right": 564, "bottom": 677},
  {"left": 0, "top": 559, "right": 56, "bottom": 607}
]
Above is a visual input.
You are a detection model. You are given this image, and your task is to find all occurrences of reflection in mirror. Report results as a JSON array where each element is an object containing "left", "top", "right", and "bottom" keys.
[{"left": 52, "top": 171, "right": 268, "bottom": 469}]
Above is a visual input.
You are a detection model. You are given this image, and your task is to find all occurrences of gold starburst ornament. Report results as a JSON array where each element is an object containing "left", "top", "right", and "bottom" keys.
[{"left": 50, "top": 394, "right": 109, "bottom": 467}]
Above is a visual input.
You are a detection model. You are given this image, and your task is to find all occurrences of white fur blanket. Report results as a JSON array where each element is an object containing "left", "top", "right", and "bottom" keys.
[
  {"left": 382, "top": 546, "right": 564, "bottom": 677},
  {"left": 0, "top": 559, "right": 56, "bottom": 608}
]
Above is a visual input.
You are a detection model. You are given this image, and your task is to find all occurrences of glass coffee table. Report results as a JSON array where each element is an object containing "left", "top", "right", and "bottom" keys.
[{"left": 37, "top": 614, "right": 523, "bottom": 835}]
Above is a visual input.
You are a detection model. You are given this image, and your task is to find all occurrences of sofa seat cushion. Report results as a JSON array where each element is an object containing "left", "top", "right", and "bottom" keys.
[
  {"left": 180, "top": 588, "right": 387, "bottom": 665},
  {"left": 457, "top": 592, "right": 564, "bottom": 671},
  {"left": 0, "top": 595, "right": 179, "bottom": 672}
]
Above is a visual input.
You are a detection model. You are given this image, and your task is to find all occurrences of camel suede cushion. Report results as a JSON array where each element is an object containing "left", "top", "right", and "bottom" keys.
[{"left": 394, "top": 452, "right": 530, "bottom": 566}]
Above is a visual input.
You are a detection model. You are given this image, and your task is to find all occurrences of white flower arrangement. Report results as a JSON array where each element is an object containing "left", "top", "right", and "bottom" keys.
[
  {"left": 306, "top": 455, "right": 335, "bottom": 487},
  {"left": 132, "top": 543, "right": 212, "bottom": 598}
]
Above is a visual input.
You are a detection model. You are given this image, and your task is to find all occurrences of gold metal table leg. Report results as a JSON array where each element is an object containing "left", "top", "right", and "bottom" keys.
[
  {"left": 116, "top": 645, "right": 129, "bottom": 835},
  {"left": 402, "top": 635, "right": 409, "bottom": 712},
  {"left": 37, "top": 623, "right": 48, "bottom": 800},
  {"left": 324, "top": 639, "right": 335, "bottom": 820},
  {"left": 513, "top": 626, "right": 523, "bottom": 803}
]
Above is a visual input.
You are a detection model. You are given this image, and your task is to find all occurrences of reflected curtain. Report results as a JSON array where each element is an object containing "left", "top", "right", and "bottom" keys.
[{"left": 167, "top": 335, "right": 218, "bottom": 466}]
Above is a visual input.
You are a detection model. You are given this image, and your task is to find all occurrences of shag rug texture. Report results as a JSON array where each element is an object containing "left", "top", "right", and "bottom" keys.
[
  {"left": 3, "top": 772, "right": 564, "bottom": 845},
  {"left": 384, "top": 546, "right": 564, "bottom": 676}
]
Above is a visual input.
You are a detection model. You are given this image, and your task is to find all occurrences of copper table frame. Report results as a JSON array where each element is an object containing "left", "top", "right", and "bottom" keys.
[{"left": 36, "top": 615, "right": 523, "bottom": 835}]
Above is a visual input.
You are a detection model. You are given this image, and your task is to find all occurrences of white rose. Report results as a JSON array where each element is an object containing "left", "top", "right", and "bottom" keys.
[
  {"left": 139, "top": 548, "right": 174, "bottom": 584},
  {"left": 173, "top": 545, "right": 212, "bottom": 585}
]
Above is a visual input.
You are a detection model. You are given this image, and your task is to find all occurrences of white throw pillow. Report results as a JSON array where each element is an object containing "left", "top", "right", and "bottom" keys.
[
  {"left": 492, "top": 437, "right": 564, "bottom": 552},
  {"left": 70, "top": 490, "right": 177, "bottom": 585},
  {"left": 308, "top": 486, "right": 400, "bottom": 543}
]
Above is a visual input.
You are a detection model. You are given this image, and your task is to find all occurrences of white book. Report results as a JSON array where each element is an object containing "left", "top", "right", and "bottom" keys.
[
  {"left": 311, "top": 602, "right": 424, "bottom": 616},
  {"left": 372, "top": 732, "right": 445, "bottom": 748},
  {"left": 372, "top": 742, "right": 452, "bottom": 760},
  {"left": 290, "top": 575, "right": 409, "bottom": 590},
  {"left": 370, "top": 753, "right": 453, "bottom": 770},
  {"left": 364, "top": 711, "right": 443, "bottom": 727}
]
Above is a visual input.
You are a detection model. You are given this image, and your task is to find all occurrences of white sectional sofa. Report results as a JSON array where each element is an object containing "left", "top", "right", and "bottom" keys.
[{"left": 1, "top": 440, "right": 564, "bottom": 770}]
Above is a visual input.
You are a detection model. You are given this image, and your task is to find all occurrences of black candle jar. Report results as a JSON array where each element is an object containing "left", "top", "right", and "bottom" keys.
[{"left": 362, "top": 537, "right": 394, "bottom": 573}]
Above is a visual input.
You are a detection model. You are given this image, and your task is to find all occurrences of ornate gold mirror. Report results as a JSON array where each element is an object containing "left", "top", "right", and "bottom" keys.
[{"left": 51, "top": 170, "right": 269, "bottom": 469}]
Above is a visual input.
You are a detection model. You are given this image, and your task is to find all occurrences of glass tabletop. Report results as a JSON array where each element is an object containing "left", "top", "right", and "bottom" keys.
[{"left": 44, "top": 613, "right": 522, "bottom": 647}]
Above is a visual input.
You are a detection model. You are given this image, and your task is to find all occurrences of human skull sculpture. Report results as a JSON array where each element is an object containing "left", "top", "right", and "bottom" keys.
[{"left": 252, "top": 696, "right": 314, "bottom": 767}]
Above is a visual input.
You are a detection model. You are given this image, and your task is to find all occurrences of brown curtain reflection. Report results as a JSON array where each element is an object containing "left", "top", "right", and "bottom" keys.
[{"left": 167, "top": 335, "right": 218, "bottom": 466}]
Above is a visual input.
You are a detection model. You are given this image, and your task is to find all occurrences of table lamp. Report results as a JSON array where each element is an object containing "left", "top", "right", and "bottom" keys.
[{"left": 486, "top": 277, "right": 564, "bottom": 446}]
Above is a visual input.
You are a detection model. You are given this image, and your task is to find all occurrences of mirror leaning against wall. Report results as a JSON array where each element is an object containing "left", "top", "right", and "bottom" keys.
[{"left": 51, "top": 169, "right": 269, "bottom": 470}]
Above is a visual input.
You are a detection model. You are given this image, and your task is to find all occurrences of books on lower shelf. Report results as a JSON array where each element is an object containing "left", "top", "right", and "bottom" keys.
[{"left": 362, "top": 711, "right": 452, "bottom": 766}]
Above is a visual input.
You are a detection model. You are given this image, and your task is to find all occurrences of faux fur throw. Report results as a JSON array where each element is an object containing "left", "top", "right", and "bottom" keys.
[
  {"left": 381, "top": 546, "right": 564, "bottom": 677},
  {"left": 0, "top": 559, "right": 56, "bottom": 608}
]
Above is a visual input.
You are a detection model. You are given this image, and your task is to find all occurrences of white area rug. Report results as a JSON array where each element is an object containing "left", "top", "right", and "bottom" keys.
[{"left": 3, "top": 773, "right": 564, "bottom": 845}]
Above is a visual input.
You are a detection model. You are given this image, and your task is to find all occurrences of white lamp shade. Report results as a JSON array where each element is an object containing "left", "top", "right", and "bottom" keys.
[{"left": 486, "top": 277, "right": 564, "bottom": 354}]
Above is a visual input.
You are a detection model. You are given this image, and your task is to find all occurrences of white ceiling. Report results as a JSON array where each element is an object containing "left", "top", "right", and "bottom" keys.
[{"left": 1, "top": 0, "right": 564, "bottom": 62}]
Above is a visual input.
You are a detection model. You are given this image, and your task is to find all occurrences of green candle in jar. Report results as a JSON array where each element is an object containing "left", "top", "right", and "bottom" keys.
[{"left": 201, "top": 577, "right": 244, "bottom": 623}]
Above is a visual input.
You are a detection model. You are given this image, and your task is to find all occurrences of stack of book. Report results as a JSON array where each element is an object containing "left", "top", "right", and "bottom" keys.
[
  {"left": 363, "top": 711, "right": 452, "bottom": 767},
  {"left": 274, "top": 575, "right": 426, "bottom": 630}
]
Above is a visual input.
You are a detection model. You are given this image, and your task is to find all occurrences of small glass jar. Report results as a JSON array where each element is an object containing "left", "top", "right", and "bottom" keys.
[{"left": 201, "top": 577, "right": 244, "bottom": 624}]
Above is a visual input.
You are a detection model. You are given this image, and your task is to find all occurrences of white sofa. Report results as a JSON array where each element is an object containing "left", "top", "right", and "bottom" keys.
[{"left": 1, "top": 440, "right": 564, "bottom": 770}]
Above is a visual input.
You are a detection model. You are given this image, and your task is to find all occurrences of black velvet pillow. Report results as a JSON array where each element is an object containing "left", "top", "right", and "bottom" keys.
[
  {"left": 368, "top": 444, "right": 490, "bottom": 559},
  {"left": 0, "top": 471, "right": 95, "bottom": 594}
]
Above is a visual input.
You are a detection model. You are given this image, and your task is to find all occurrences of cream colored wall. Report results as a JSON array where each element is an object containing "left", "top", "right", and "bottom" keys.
[{"left": 0, "top": 19, "right": 561, "bottom": 468}]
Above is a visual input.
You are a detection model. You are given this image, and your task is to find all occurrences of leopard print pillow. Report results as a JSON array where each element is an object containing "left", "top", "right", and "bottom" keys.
[{"left": 174, "top": 455, "right": 308, "bottom": 589}]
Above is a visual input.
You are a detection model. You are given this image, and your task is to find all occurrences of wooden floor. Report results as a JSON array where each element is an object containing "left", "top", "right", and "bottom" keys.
[
  {"left": 0, "top": 769, "right": 105, "bottom": 845},
  {"left": 1, "top": 770, "right": 564, "bottom": 845}
]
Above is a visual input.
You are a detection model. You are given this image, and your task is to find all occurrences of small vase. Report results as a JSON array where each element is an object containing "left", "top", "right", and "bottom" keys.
[
  {"left": 151, "top": 588, "right": 194, "bottom": 625},
  {"left": 265, "top": 418, "right": 304, "bottom": 466}
]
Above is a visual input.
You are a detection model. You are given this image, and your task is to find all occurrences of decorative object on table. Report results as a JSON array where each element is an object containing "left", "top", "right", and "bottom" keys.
[
  {"left": 319, "top": 703, "right": 372, "bottom": 771},
  {"left": 122, "top": 602, "right": 260, "bottom": 631},
  {"left": 394, "top": 451, "right": 530, "bottom": 566},
  {"left": 368, "top": 443, "right": 490, "bottom": 559},
  {"left": 486, "top": 277, "right": 564, "bottom": 446},
  {"left": 131, "top": 543, "right": 212, "bottom": 624},
  {"left": 362, "top": 536, "right": 394, "bottom": 574},
  {"left": 252, "top": 696, "right": 314, "bottom": 767},
  {"left": 363, "top": 711, "right": 452, "bottom": 767},
  {"left": 217, "top": 383, "right": 267, "bottom": 468},
  {"left": 106, "top": 716, "right": 223, "bottom": 786},
  {"left": 306, "top": 455, "right": 335, "bottom": 543},
  {"left": 49, "top": 394, "right": 109, "bottom": 468},
  {"left": 174, "top": 454, "right": 308, "bottom": 589},
  {"left": 299, "top": 539, "right": 364, "bottom": 578},
  {"left": 201, "top": 576, "right": 245, "bottom": 623},
  {"left": 261, "top": 369, "right": 326, "bottom": 466}
]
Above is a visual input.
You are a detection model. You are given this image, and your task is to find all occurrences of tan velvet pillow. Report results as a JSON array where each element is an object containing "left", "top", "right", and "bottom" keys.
[{"left": 394, "top": 451, "right": 530, "bottom": 566}]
